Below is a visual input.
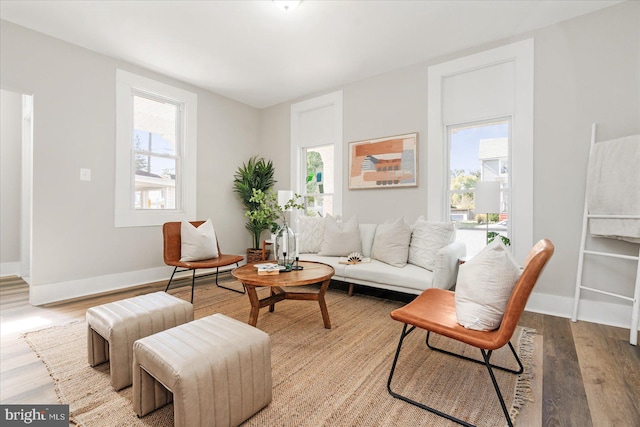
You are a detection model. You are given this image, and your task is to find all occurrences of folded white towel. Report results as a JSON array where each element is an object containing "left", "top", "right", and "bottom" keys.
[{"left": 586, "top": 134, "right": 640, "bottom": 243}]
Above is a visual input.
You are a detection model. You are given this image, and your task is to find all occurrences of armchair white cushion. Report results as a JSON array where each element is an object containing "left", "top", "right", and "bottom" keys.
[
  {"left": 179, "top": 219, "right": 218, "bottom": 262},
  {"left": 455, "top": 240, "right": 521, "bottom": 331}
]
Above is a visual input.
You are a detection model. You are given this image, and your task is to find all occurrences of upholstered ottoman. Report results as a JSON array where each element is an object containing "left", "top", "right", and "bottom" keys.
[
  {"left": 132, "top": 313, "right": 272, "bottom": 427},
  {"left": 86, "top": 291, "right": 193, "bottom": 390}
]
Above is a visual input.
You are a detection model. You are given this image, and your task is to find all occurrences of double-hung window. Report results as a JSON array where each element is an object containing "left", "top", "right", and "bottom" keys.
[
  {"left": 427, "top": 39, "right": 533, "bottom": 262},
  {"left": 115, "top": 70, "right": 197, "bottom": 227},
  {"left": 290, "top": 91, "right": 343, "bottom": 218},
  {"left": 448, "top": 119, "right": 511, "bottom": 257},
  {"left": 302, "top": 144, "right": 335, "bottom": 216}
]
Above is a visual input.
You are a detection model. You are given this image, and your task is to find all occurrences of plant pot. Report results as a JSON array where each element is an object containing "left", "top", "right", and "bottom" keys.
[{"left": 247, "top": 248, "right": 267, "bottom": 263}]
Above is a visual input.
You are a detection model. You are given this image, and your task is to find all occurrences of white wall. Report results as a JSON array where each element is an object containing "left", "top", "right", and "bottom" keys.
[
  {"left": 257, "top": 102, "right": 293, "bottom": 193},
  {"left": 259, "top": 1, "right": 640, "bottom": 329},
  {"left": 0, "top": 89, "right": 22, "bottom": 276},
  {"left": 0, "top": 21, "right": 260, "bottom": 304},
  {"left": 526, "top": 0, "right": 639, "bottom": 329}
]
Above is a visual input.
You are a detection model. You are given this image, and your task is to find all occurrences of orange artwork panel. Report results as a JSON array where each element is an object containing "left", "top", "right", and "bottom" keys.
[{"left": 349, "top": 133, "right": 418, "bottom": 189}]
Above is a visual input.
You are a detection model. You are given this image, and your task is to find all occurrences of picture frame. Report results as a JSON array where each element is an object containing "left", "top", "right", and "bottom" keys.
[{"left": 348, "top": 132, "right": 418, "bottom": 189}]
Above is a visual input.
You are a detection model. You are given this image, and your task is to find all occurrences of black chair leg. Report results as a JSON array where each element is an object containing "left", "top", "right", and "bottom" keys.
[
  {"left": 387, "top": 325, "right": 516, "bottom": 427},
  {"left": 166, "top": 265, "right": 244, "bottom": 302},
  {"left": 165, "top": 267, "right": 179, "bottom": 293},
  {"left": 426, "top": 331, "right": 524, "bottom": 375},
  {"left": 387, "top": 324, "right": 475, "bottom": 427},
  {"left": 190, "top": 269, "right": 196, "bottom": 303},
  {"left": 481, "top": 349, "right": 514, "bottom": 427},
  {"left": 215, "top": 263, "right": 246, "bottom": 294}
]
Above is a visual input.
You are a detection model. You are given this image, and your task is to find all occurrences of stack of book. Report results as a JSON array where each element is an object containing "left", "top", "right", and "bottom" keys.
[{"left": 255, "top": 263, "right": 285, "bottom": 275}]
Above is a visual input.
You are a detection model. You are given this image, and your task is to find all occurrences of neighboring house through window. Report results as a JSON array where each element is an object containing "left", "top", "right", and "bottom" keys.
[{"left": 115, "top": 70, "right": 197, "bottom": 227}]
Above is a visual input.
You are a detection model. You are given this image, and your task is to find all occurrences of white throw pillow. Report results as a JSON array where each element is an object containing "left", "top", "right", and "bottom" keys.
[
  {"left": 455, "top": 239, "right": 521, "bottom": 331},
  {"left": 318, "top": 215, "right": 362, "bottom": 256},
  {"left": 297, "top": 215, "right": 325, "bottom": 254},
  {"left": 408, "top": 218, "right": 456, "bottom": 271},
  {"left": 371, "top": 217, "right": 412, "bottom": 267},
  {"left": 180, "top": 219, "right": 219, "bottom": 262},
  {"left": 359, "top": 224, "right": 378, "bottom": 258}
]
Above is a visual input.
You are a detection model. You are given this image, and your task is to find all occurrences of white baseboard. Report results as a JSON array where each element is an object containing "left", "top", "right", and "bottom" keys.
[
  {"left": 28, "top": 263, "right": 242, "bottom": 306},
  {"left": 0, "top": 262, "right": 21, "bottom": 278},
  {"left": 526, "top": 290, "right": 638, "bottom": 332}
]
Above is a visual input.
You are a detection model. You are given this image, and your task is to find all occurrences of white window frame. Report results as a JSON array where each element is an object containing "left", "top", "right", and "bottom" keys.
[
  {"left": 447, "top": 117, "right": 512, "bottom": 218},
  {"left": 427, "top": 39, "right": 533, "bottom": 262},
  {"left": 115, "top": 69, "right": 197, "bottom": 227},
  {"left": 290, "top": 91, "right": 343, "bottom": 218}
]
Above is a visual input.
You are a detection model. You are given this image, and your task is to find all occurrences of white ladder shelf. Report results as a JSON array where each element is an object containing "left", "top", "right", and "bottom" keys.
[{"left": 571, "top": 124, "right": 640, "bottom": 346}]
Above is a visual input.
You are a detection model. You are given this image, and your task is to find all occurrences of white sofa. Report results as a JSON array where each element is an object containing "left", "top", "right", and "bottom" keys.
[{"left": 298, "top": 222, "right": 466, "bottom": 296}]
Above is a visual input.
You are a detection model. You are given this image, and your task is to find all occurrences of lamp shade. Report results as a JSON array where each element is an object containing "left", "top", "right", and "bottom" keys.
[
  {"left": 474, "top": 181, "right": 500, "bottom": 213},
  {"left": 277, "top": 190, "right": 294, "bottom": 210}
]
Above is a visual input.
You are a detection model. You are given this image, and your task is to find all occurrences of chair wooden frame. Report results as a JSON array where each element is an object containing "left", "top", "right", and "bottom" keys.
[
  {"left": 163, "top": 221, "right": 245, "bottom": 303},
  {"left": 387, "top": 239, "right": 554, "bottom": 427}
]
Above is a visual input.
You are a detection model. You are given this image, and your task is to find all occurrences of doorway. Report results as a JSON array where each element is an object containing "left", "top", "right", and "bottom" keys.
[{"left": 0, "top": 89, "right": 33, "bottom": 282}]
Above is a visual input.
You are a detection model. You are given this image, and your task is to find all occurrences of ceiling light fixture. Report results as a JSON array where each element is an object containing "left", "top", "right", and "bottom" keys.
[{"left": 273, "top": 1, "right": 301, "bottom": 13}]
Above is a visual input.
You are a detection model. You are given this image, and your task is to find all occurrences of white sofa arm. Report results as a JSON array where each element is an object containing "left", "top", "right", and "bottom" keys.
[{"left": 431, "top": 241, "right": 467, "bottom": 290}]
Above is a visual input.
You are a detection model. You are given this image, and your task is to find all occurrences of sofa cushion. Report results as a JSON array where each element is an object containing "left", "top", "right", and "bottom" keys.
[
  {"left": 371, "top": 217, "right": 412, "bottom": 267},
  {"left": 297, "top": 253, "right": 348, "bottom": 279},
  {"left": 345, "top": 260, "right": 434, "bottom": 293},
  {"left": 359, "top": 224, "right": 378, "bottom": 258},
  {"left": 455, "top": 239, "right": 521, "bottom": 331},
  {"left": 297, "top": 215, "right": 325, "bottom": 254},
  {"left": 318, "top": 215, "right": 362, "bottom": 256},
  {"left": 180, "top": 219, "right": 218, "bottom": 262},
  {"left": 408, "top": 218, "right": 456, "bottom": 271}
]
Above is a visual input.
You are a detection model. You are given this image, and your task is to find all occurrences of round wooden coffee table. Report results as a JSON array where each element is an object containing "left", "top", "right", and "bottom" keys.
[{"left": 232, "top": 261, "right": 335, "bottom": 329}]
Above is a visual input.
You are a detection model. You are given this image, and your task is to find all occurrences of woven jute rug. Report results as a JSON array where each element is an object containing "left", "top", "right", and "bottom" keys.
[{"left": 23, "top": 278, "right": 539, "bottom": 426}]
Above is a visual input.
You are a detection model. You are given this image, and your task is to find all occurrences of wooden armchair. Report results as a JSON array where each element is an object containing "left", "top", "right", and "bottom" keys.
[
  {"left": 163, "top": 221, "right": 244, "bottom": 303},
  {"left": 387, "top": 239, "right": 554, "bottom": 427}
]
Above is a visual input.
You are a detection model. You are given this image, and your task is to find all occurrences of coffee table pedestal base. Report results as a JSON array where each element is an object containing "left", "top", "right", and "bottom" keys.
[{"left": 245, "top": 279, "right": 332, "bottom": 329}]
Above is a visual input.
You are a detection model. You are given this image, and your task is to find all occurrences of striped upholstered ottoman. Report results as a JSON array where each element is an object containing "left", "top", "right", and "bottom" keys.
[
  {"left": 86, "top": 291, "right": 193, "bottom": 390},
  {"left": 132, "top": 313, "right": 272, "bottom": 427}
]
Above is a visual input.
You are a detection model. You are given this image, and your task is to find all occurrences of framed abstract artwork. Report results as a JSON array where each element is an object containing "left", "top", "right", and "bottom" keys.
[{"left": 348, "top": 133, "right": 418, "bottom": 189}]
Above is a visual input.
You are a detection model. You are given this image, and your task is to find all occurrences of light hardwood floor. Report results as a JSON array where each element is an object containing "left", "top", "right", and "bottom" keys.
[{"left": 1, "top": 275, "right": 638, "bottom": 426}]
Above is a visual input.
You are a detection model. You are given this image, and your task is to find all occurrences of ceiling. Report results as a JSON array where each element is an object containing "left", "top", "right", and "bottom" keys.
[{"left": 0, "top": 0, "right": 623, "bottom": 109}]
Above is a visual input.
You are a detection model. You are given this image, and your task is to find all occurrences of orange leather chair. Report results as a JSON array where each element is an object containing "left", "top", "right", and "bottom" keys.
[
  {"left": 163, "top": 221, "right": 245, "bottom": 303},
  {"left": 387, "top": 239, "right": 554, "bottom": 427}
]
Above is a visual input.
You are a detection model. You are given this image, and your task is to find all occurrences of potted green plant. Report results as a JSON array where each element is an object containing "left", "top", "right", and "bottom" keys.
[
  {"left": 233, "top": 156, "right": 276, "bottom": 261},
  {"left": 244, "top": 188, "right": 280, "bottom": 247},
  {"left": 245, "top": 189, "right": 305, "bottom": 266}
]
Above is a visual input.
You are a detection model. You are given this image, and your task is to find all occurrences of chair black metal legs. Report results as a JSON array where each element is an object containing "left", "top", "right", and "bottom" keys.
[
  {"left": 387, "top": 324, "right": 517, "bottom": 427},
  {"left": 426, "top": 331, "right": 524, "bottom": 375},
  {"left": 215, "top": 263, "right": 245, "bottom": 294},
  {"left": 164, "top": 266, "right": 180, "bottom": 293},
  {"left": 163, "top": 267, "right": 198, "bottom": 303},
  {"left": 165, "top": 263, "right": 246, "bottom": 303}
]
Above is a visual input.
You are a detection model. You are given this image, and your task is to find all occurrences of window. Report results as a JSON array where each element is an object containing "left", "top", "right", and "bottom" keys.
[
  {"left": 449, "top": 119, "right": 510, "bottom": 257},
  {"left": 303, "top": 144, "right": 334, "bottom": 216},
  {"left": 290, "top": 91, "right": 343, "bottom": 218},
  {"left": 427, "top": 39, "right": 533, "bottom": 262},
  {"left": 115, "top": 70, "right": 197, "bottom": 227},
  {"left": 133, "top": 95, "right": 179, "bottom": 210}
]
